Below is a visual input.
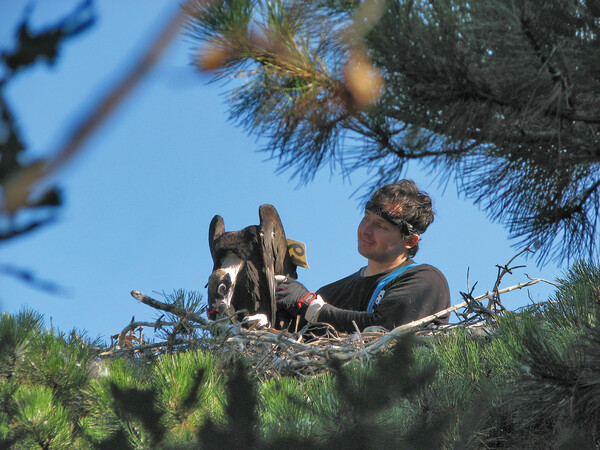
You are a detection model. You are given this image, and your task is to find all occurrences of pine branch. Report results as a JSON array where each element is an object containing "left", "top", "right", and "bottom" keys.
[{"left": 188, "top": 0, "right": 600, "bottom": 265}]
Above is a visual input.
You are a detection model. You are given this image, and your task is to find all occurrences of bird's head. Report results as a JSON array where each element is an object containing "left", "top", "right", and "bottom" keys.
[{"left": 207, "top": 252, "right": 244, "bottom": 316}]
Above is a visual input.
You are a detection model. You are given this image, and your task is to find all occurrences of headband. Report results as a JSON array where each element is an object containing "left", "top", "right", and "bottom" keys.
[{"left": 365, "top": 201, "right": 419, "bottom": 235}]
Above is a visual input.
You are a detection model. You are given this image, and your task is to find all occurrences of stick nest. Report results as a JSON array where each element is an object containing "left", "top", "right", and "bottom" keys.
[{"left": 102, "top": 248, "right": 557, "bottom": 379}]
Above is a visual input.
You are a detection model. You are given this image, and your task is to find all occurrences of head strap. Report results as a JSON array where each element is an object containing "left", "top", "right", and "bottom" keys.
[{"left": 365, "top": 201, "right": 418, "bottom": 235}]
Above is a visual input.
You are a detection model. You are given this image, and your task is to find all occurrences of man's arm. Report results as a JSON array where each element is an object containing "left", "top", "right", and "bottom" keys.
[
  {"left": 314, "top": 303, "right": 381, "bottom": 332},
  {"left": 277, "top": 265, "right": 450, "bottom": 332}
]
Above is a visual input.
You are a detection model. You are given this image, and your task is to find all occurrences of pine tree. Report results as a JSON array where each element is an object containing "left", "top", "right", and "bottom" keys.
[{"left": 185, "top": 0, "right": 600, "bottom": 265}]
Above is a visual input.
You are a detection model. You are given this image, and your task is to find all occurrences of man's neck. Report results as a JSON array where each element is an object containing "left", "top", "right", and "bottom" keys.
[{"left": 364, "top": 256, "right": 411, "bottom": 277}]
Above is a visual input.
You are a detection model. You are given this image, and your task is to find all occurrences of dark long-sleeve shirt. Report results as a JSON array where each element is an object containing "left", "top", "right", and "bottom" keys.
[{"left": 315, "top": 262, "right": 450, "bottom": 332}]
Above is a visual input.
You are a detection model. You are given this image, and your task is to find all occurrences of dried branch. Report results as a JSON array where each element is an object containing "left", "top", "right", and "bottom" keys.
[
  {"left": 487, "top": 245, "right": 534, "bottom": 310},
  {"left": 111, "top": 318, "right": 189, "bottom": 349},
  {"left": 352, "top": 320, "right": 370, "bottom": 360}
]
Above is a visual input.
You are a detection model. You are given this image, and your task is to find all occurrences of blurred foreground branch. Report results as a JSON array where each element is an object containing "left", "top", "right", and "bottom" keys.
[{"left": 1, "top": 1, "right": 192, "bottom": 217}]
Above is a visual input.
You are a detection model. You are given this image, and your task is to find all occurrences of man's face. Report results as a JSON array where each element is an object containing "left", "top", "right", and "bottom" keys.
[{"left": 357, "top": 210, "right": 407, "bottom": 262}]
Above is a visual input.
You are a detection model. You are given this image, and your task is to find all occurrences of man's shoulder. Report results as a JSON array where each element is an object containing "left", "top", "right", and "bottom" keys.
[
  {"left": 408, "top": 263, "right": 446, "bottom": 277},
  {"left": 318, "top": 269, "right": 364, "bottom": 290},
  {"left": 394, "top": 263, "right": 449, "bottom": 289}
]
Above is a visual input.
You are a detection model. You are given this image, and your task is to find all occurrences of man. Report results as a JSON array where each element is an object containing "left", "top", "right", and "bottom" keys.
[{"left": 276, "top": 180, "right": 450, "bottom": 332}]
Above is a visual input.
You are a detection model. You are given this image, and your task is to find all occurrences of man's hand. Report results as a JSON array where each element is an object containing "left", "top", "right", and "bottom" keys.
[
  {"left": 276, "top": 277, "right": 325, "bottom": 322},
  {"left": 276, "top": 278, "right": 312, "bottom": 315}
]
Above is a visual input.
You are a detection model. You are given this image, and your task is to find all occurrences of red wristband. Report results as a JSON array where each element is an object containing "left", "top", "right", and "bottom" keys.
[{"left": 297, "top": 293, "right": 316, "bottom": 310}]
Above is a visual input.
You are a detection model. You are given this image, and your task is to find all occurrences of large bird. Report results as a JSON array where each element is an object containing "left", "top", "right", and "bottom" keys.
[{"left": 207, "top": 204, "right": 298, "bottom": 329}]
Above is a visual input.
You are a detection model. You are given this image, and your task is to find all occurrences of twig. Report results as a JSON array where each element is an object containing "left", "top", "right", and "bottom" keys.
[
  {"left": 487, "top": 246, "right": 534, "bottom": 310},
  {"left": 352, "top": 320, "right": 370, "bottom": 360},
  {"left": 526, "top": 273, "right": 560, "bottom": 288},
  {"left": 450, "top": 278, "right": 548, "bottom": 320}
]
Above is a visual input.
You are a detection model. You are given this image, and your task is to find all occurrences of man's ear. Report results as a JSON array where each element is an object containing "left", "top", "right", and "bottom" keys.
[{"left": 404, "top": 234, "right": 419, "bottom": 249}]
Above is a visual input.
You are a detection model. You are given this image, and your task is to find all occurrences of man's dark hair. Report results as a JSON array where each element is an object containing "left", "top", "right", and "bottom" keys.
[{"left": 368, "top": 179, "right": 434, "bottom": 257}]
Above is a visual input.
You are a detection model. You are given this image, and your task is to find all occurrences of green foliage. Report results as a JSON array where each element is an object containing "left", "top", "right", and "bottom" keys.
[
  {"left": 80, "top": 358, "right": 153, "bottom": 447},
  {"left": 321, "top": 337, "right": 435, "bottom": 447},
  {"left": 81, "top": 349, "right": 226, "bottom": 448},
  {"left": 258, "top": 374, "right": 336, "bottom": 441},
  {"left": 5, "top": 261, "right": 600, "bottom": 447},
  {"left": 185, "top": 0, "right": 253, "bottom": 45},
  {"left": 486, "top": 261, "right": 600, "bottom": 446},
  {"left": 0, "top": 309, "right": 45, "bottom": 378},
  {"left": 548, "top": 259, "right": 600, "bottom": 330},
  {"left": 0, "top": 310, "right": 104, "bottom": 447},
  {"left": 419, "top": 329, "right": 511, "bottom": 447},
  {"left": 153, "top": 351, "right": 225, "bottom": 445},
  {"left": 199, "top": 357, "right": 263, "bottom": 449},
  {"left": 26, "top": 330, "right": 103, "bottom": 418},
  {"left": 197, "top": 336, "right": 446, "bottom": 449},
  {"left": 12, "top": 384, "right": 75, "bottom": 449}
]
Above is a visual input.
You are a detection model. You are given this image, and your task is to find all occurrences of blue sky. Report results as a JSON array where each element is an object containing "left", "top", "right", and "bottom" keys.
[{"left": 0, "top": 1, "right": 565, "bottom": 343}]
